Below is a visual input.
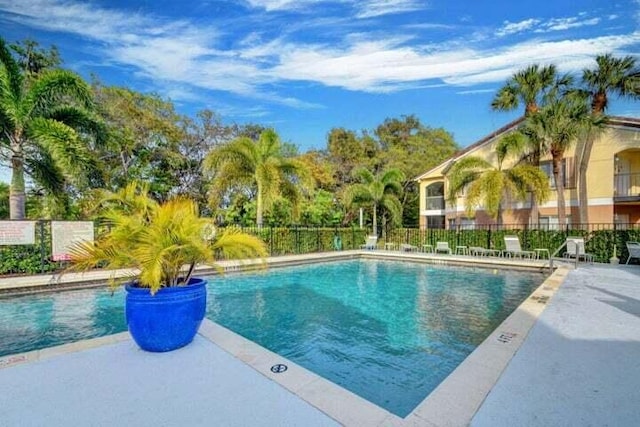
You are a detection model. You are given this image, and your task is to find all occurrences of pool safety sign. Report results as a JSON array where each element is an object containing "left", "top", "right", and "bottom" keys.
[
  {"left": 0, "top": 221, "right": 36, "bottom": 245},
  {"left": 51, "top": 221, "right": 95, "bottom": 261}
]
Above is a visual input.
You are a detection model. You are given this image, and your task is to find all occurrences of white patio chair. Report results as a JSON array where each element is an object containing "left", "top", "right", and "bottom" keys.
[
  {"left": 503, "top": 235, "right": 536, "bottom": 259},
  {"left": 435, "top": 241, "right": 451, "bottom": 254},
  {"left": 626, "top": 241, "right": 640, "bottom": 265},
  {"left": 360, "top": 235, "right": 378, "bottom": 250},
  {"left": 564, "top": 237, "right": 594, "bottom": 263},
  {"left": 400, "top": 243, "right": 418, "bottom": 252}
]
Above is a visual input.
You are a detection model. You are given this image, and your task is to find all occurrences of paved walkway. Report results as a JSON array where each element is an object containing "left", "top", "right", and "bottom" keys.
[
  {"left": 2, "top": 260, "right": 638, "bottom": 426},
  {"left": 0, "top": 332, "right": 338, "bottom": 427},
  {"left": 471, "top": 265, "right": 640, "bottom": 426}
]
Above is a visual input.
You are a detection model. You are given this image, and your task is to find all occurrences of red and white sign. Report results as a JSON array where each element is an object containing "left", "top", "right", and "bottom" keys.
[
  {"left": 0, "top": 221, "right": 36, "bottom": 245},
  {"left": 51, "top": 221, "right": 95, "bottom": 261}
]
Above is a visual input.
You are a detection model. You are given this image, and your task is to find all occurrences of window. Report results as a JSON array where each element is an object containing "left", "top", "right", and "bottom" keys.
[
  {"left": 427, "top": 215, "right": 445, "bottom": 229},
  {"left": 539, "top": 215, "right": 571, "bottom": 230},
  {"left": 540, "top": 158, "right": 576, "bottom": 189},
  {"left": 425, "top": 182, "right": 445, "bottom": 210},
  {"left": 460, "top": 218, "right": 476, "bottom": 230}
]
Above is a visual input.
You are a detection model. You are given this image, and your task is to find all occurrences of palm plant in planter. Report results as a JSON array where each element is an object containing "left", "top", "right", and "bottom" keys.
[{"left": 69, "top": 183, "right": 267, "bottom": 352}]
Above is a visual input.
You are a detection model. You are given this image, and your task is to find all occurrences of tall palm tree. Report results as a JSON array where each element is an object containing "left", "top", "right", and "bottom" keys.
[
  {"left": 523, "top": 93, "right": 604, "bottom": 226},
  {"left": 577, "top": 54, "right": 640, "bottom": 223},
  {"left": 446, "top": 134, "right": 550, "bottom": 226},
  {"left": 492, "top": 64, "right": 572, "bottom": 225},
  {"left": 204, "top": 129, "right": 305, "bottom": 227},
  {"left": 0, "top": 37, "right": 99, "bottom": 219},
  {"left": 343, "top": 168, "right": 404, "bottom": 235},
  {"left": 491, "top": 64, "right": 571, "bottom": 116}
]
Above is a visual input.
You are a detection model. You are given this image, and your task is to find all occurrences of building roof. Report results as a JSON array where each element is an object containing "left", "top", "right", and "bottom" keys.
[
  {"left": 413, "top": 116, "right": 525, "bottom": 181},
  {"left": 414, "top": 115, "right": 640, "bottom": 182}
]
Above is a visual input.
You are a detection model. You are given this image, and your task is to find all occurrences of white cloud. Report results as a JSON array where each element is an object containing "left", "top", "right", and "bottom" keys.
[
  {"left": 1, "top": 0, "right": 639, "bottom": 103},
  {"left": 457, "top": 89, "right": 496, "bottom": 95},
  {"left": 244, "top": 0, "right": 327, "bottom": 12},
  {"left": 496, "top": 18, "right": 540, "bottom": 37},
  {"left": 355, "top": 0, "right": 424, "bottom": 19},
  {"left": 269, "top": 32, "right": 640, "bottom": 91},
  {"left": 0, "top": 0, "right": 317, "bottom": 107},
  {"left": 536, "top": 16, "right": 601, "bottom": 32},
  {"left": 244, "top": 0, "right": 424, "bottom": 18}
]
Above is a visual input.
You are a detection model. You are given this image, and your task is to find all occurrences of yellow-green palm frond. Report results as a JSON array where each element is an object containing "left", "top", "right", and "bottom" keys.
[
  {"left": 446, "top": 156, "right": 491, "bottom": 201},
  {"left": 212, "top": 226, "right": 268, "bottom": 263}
]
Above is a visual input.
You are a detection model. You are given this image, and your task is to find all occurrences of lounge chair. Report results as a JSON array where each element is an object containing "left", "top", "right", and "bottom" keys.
[
  {"left": 469, "top": 246, "right": 501, "bottom": 257},
  {"left": 626, "top": 241, "right": 640, "bottom": 265},
  {"left": 435, "top": 241, "right": 451, "bottom": 254},
  {"left": 564, "top": 237, "right": 594, "bottom": 263},
  {"left": 503, "top": 235, "right": 536, "bottom": 259},
  {"left": 400, "top": 243, "right": 418, "bottom": 252},
  {"left": 360, "top": 235, "right": 378, "bottom": 250}
]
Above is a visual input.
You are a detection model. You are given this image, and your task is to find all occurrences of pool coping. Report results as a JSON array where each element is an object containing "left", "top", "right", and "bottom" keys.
[
  {"left": 0, "top": 249, "right": 552, "bottom": 297},
  {"left": 0, "top": 251, "right": 569, "bottom": 426}
]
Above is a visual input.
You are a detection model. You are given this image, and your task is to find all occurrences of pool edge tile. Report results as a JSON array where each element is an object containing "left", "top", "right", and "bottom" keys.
[
  {"left": 199, "top": 319, "right": 397, "bottom": 426},
  {"left": 406, "top": 265, "right": 570, "bottom": 427}
]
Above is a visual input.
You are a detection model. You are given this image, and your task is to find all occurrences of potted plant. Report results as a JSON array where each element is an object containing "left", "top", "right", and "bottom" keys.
[{"left": 69, "top": 183, "right": 267, "bottom": 352}]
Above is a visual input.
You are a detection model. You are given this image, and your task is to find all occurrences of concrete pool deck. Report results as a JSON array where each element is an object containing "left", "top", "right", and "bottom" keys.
[{"left": 1, "top": 254, "right": 638, "bottom": 426}]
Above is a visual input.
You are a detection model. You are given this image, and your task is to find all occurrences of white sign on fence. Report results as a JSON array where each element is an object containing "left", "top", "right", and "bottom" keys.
[
  {"left": 51, "top": 221, "right": 95, "bottom": 261},
  {"left": 0, "top": 221, "right": 36, "bottom": 245}
]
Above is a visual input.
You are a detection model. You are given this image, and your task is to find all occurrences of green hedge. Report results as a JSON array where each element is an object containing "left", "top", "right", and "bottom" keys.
[
  {"left": 2, "top": 224, "right": 639, "bottom": 276},
  {"left": 385, "top": 227, "right": 640, "bottom": 263}
]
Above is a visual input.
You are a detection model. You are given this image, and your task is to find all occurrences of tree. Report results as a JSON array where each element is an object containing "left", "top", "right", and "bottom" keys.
[
  {"left": 204, "top": 129, "right": 306, "bottom": 227},
  {"left": 492, "top": 64, "right": 572, "bottom": 225},
  {"left": 0, "top": 182, "right": 8, "bottom": 218},
  {"left": 491, "top": 64, "right": 570, "bottom": 116},
  {"left": 375, "top": 117, "right": 458, "bottom": 226},
  {"left": 523, "top": 93, "right": 604, "bottom": 226},
  {"left": 9, "top": 39, "right": 61, "bottom": 77},
  {"left": 91, "top": 82, "right": 185, "bottom": 200},
  {"left": 176, "top": 110, "right": 237, "bottom": 211},
  {"left": 577, "top": 54, "right": 640, "bottom": 223},
  {"left": 446, "top": 134, "right": 550, "bottom": 225},
  {"left": 343, "top": 168, "right": 404, "bottom": 235},
  {"left": 0, "top": 37, "right": 100, "bottom": 219},
  {"left": 327, "top": 127, "right": 379, "bottom": 185}
]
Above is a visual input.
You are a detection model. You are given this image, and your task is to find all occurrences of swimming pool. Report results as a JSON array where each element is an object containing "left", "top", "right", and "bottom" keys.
[{"left": 0, "top": 259, "right": 542, "bottom": 417}]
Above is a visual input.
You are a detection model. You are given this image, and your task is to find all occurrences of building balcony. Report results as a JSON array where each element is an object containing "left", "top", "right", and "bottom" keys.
[{"left": 614, "top": 172, "right": 640, "bottom": 203}]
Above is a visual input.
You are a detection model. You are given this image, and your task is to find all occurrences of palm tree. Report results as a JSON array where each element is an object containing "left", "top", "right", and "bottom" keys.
[
  {"left": 523, "top": 93, "right": 604, "bottom": 226},
  {"left": 204, "top": 129, "right": 305, "bottom": 227},
  {"left": 446, "top": 134, "right": 550, "bottom": 226},
  {"left": 491, "top": 64, "right": 571, "bottom": 116},
  {"left": 343, "top": 168, "right": 404, "bottom": 235},
  {"left": 492, "top": 64, "right": 572, "bottom": 225},
  {"left": 577, "top": 54, "right": 640, "bottom": 223},
  {"left": 70, "top": 182, "right": 267, "bottom": 293},
  {"left": 0, "top": 37, "right": 99, "bottom": 219}
]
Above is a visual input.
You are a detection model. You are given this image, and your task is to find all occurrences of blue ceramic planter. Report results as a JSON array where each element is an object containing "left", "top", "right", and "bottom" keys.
[{"left": 125, "top": 277, "right": 207, "bottom": 352}]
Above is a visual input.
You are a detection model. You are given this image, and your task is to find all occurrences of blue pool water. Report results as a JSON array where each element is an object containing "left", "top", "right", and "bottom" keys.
[{"left": 0, "top": 260, "right": 542, "bottom": 417}]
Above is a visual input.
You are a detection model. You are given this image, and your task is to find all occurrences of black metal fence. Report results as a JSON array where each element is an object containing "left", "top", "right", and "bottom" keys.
[
  {"left": 384, "top": 223, "right": 640, "bottom": 263},
  {"left": 1, "top": 221, "right": 639, "bottom": 277},
  {"left": 0, "top": 222, "right": 369, "bottom": 277}
]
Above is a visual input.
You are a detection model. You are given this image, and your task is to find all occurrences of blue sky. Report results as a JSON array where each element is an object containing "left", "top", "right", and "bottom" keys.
[{"left": 1, "top": 0, "right": 639, "bottom": 169}]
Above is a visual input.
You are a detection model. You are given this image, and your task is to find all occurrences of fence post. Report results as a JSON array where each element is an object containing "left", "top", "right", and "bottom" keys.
[
  {"left": 40, "top": 221, "right": 46, "bottom": 274},
  {"left": 487, "top": 225, "right": 492, "bottom": 249},
  {"left": 269, "top": 227, "right": 274, "bottom": 255}
]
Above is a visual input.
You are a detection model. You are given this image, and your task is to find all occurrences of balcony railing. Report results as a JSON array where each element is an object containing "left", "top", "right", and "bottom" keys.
[
  {"left": 614, "top": 173, "right": 640, "bottom": 199},
  {"left": 425, "top": 196, "right": 445, "bottom": 210}
]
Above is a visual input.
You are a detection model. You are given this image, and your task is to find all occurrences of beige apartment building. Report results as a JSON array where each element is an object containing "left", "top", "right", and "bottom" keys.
[{"left": 416, "top": 116, "right": 640, "bottom": 229}]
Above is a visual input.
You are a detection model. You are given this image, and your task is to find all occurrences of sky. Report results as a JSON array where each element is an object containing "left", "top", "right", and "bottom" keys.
[{"left": 1, "top": 0, "right": 640, "bottom": 183}]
